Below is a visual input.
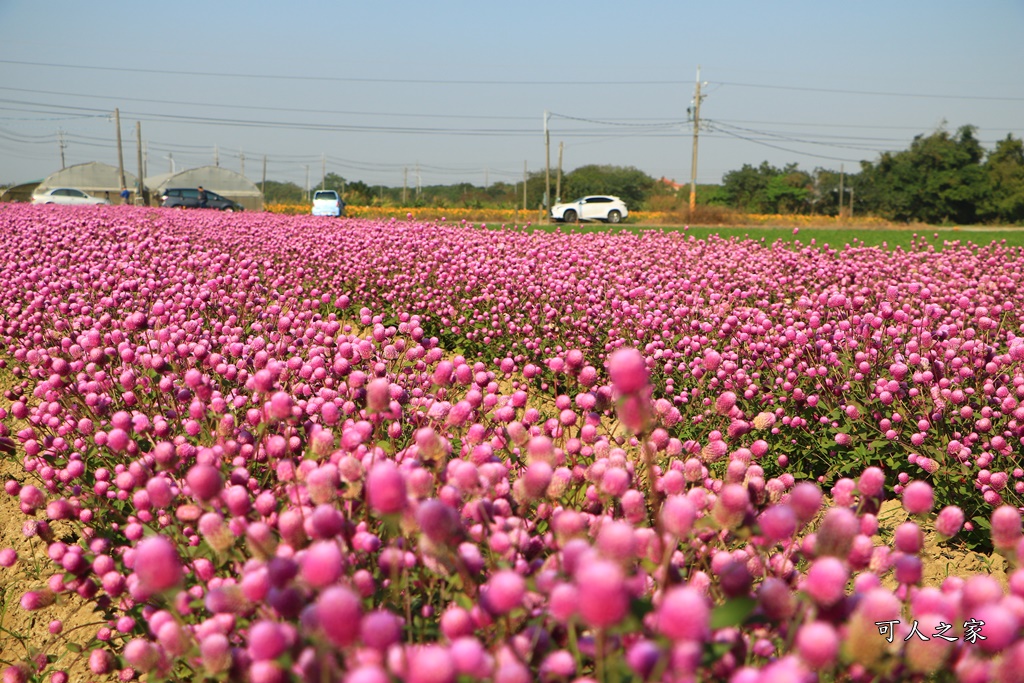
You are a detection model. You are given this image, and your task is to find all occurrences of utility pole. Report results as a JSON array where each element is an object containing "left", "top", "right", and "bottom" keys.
[
  {"left": 544, "top": 110, "right": 551, "bottom": 217},
  {"left": 416, "top": 163, "right": 421, "bottom": 199},
  {"left": 261, "top": 155, "right": 267, "bottom": 199},
  {"left": 849, "top": 187, "right": 854, "bottom": 218},
  {"left": 556, "top": 142, "right": 563, "bottom": 205},
  {"left": 403, "top": 167, "right": 408, "bottom": 205},
  {"left": 58, "top": 129, "right": 66, "bottom": 169},
  {"left": 688, "top": 66, "right": 704, "bottom": 215},
  {"left": 114, "top": 108, "right": 126, "bottom": 191},
  {"left": 240, "top": 149, "right": 245, "bottom": 177},
  {"left": 523, "top": 161, "right": 527, "bottom": 211},
  {"left": 168, "top": 152, "right": 174, "bottom": 174},
  {"left": 214, "top": 145, "right": 219, "bottom": 167},
  {"left": 838, "top": 164, "right": 845, "bottom": 219},
  {"left": 321, "top": 153, "right": 326, "bottom": 190},
  {"left": 305, "top": 165, "right": 310, "bottom": 202},
  {"left": 484, "top": 167, "right": 489, "bottom": 189},
  {"left": 135, "top": 121, "right": 144, "bottom": 205}
]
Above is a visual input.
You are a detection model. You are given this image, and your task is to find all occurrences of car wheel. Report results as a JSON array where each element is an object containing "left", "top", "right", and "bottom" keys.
[
  {"left": 607, "top": 210, "right": 622, "bottom": 224},
  {"left": 223, "top": 207, "right": 234, "bottom": 212},
  {"left": 563, "top": 209, "right": 577, "bottom": 223}
]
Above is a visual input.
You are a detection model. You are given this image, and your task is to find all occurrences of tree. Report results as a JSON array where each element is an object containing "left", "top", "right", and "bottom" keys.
[
  {"left": 561, "top": 165, "right": 656, "bottom": 209},
  {"left": 981, "top": 134, "right": 1024, "bottom": 224},
  {"left": 720, "top": 162, "right": 810, "bottom": 213},
  {"left": 858, "top": 125, "right": 988, "bottom": 224}
]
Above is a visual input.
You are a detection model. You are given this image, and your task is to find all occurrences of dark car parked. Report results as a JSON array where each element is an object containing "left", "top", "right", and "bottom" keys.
[{"left": 160, "top": 188, "right": 243, "bottom": 211}]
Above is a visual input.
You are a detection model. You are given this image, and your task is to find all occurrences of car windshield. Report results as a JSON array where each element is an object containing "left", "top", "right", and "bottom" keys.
[{"left": 314, "top": 192, "right": 337, "bottom": 200}]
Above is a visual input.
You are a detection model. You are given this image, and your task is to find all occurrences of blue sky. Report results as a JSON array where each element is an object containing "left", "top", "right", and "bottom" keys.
[{"left": 1, "top": 0, "right": 1022, "bottom": 191}]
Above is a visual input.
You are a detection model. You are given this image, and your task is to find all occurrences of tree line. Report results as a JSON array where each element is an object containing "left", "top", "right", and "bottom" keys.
[{"left": 260, "top": 125, "right": 1024, "bottom": 225}]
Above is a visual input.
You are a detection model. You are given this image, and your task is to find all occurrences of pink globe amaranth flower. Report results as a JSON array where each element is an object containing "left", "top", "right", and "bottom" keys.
[
  {"left": 575, "top": 559, "right": 628, "bottom": 629},
  {"left": 344, "top": 666, "right": 391, "bottom": 683},
  {"left": 992, "top": 505, "right": 1023, "bottom": 550},
  {"left": 317, "top": 585, "right": 362, "bottom": 648},
  {"left": 482, "top": 570, "right": 526, "bottom": 615},
  {"left": 416, "top": 499, "right": 461, "bottom": 546},
  {"left": 608, "top": 348, "right": 648, "bottom": 394},
  {"left": 0, "top": 548, "right": 16, "bottom": 567},
  {"left": 758, "top": 504, "right": 797, "bottom": 542},
  {"left": 300, "top": 541, "right": 344, "bottom": 588},
  {"left": 715, "top": 391, "right": 737, "bottom": 415},
  {"left": 787, "top": 482, "right": 822, "bottom": 523},
  {"left": 407, "top": 645, "right": 456, "bottom": 683},
  {"left": 360, "top": 610, "right": 403, "bottom": 651},
  {"left": 268, "top": 391, "right": 293, "bottom": 420},
  {"left": 200, "top": 633, "right": 231, "bottom": 674},
  {"left": 894, "top": 522, "right": 925, "bottom": 556},
  {"left": 661, "top": 495, "right": 696, "bottom": 538},
  {"left": 858, "top": 467, "right": 885, "bottom": 498},
  {"left": 123, "top": 639, "right": 159, "bottom": 672},
  {"left": 936, "top": 505, "right": 965, "bottom": 538},
  {"left": 803, "top": 557, "right": 849, "bottom": 606},
  {"left": 366, "top": 378, "right": 391, "bottom": 413},
  {"left": 657, "top": 586, "right": 710, "bottom": 641},
  {"left": 796, "top": 621, "right": 838, "bottom": 670},
  {"left": 366, "top": 461, "right": 406, "bottom": 515},
  {"left": 902, "top": 480, "right": 934, "bottom": 514},
  {"left": 186, "top": 463, "right": 223, "bottom": 502},
  {"left": 973, "top": 603, "right": 1019, "bottom": 654},
  {"left": 248, "top": 620, "right": 287, "bottom": 661},
  {"left": 133, "top": 536, "right": 182, "bottom": 594}
]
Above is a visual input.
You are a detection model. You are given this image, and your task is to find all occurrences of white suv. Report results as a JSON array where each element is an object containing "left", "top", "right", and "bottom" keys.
[
  {"left": 550, "top": 195, "right": 628, "bottom": 223},
  {"left": 312, "top": 190, "right": 345, "bottom": 217}
]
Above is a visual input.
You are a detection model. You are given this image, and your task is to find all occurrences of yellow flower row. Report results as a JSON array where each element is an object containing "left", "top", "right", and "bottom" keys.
[{"left": 263, "top": 204, "right": 894, "bottom": 228}]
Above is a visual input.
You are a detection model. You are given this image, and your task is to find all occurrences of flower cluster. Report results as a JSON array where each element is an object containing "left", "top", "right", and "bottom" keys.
[{"left": 0, "top": 205, "right": 1022, "bottom": 683}]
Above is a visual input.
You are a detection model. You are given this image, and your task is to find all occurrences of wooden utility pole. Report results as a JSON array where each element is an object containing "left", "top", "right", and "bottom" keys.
[
  {"left": 688, "top": 66, "right": 703, "bottom": 214},
  {"left": 544, "top": 110, "right": 551, "bottom": 219},
  {"left": 114, "top": 108, "right": 126, "bottom": 191},
  {"left": 135, "top": 121, "right": 144, "bottom": 205},
  {"left": 556, "top": 142, "right": 563, "bottom": 205}
]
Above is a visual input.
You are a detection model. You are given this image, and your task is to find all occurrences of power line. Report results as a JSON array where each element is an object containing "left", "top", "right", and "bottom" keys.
[
  {"left": 0, "top": 59, "right": 687, "bottom": 86},
  {"left": 716, "top": 80, "right": 1024, "bottom": 103}
]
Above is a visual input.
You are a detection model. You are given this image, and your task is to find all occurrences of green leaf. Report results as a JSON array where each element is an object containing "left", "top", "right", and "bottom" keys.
[{"left": 710, "top": 597, "right": 757, "bottom": 630}]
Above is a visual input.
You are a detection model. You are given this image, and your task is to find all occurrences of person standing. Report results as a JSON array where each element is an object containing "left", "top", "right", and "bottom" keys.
[
  {"left": 197, "top": 186, "right": 208, "bottom": 208},
  {"left": 120, "top": 187, "right": 130, "bottom": 205}
]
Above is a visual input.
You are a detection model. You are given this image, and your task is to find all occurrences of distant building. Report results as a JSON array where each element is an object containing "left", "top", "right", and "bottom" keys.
[{"left": 146, "top": 165, "right": 264, "bottom": 211}]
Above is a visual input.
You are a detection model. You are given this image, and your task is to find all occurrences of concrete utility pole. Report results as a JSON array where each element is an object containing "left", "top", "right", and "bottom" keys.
[
  {"left": 240, "top": 149, "right": 245, "bottom": 177},
  {"left": 114, "top": 108, "right": 126, "bottom": 191},
  {"left": 58, "top": 129, "right": 66, "bottom": 169},
  {"left": 688, "top": 66, "right": 704, "bottom": 215},
  {"left": 135, "top": 121, "right": 144, "bottom": 205},
  {"left": 321, "top": 153, "right": 326, "bottom": 190},
  {"left": 556, "top": 142, "right": 563, "bottom": 205},
  {"left": 214, "top": 145, "right": 219, "bottom": 167},
  {"left": 522, "top": 161, "right": 527, "bottom": 211},
  {"left": 544, "top": 110, "right": 551, "bottom": 216},
  {"left": 838, "top": 164, "right": 845, "bottom": 219},
  {"left": 305, "top": 165, "right": 310, "bottom": 202},
  {"left": 261, "top": 155, "right": 267, "bottom": 198},
  {"left": 403, "top": 167, "right": 408, "bottom": 205}
]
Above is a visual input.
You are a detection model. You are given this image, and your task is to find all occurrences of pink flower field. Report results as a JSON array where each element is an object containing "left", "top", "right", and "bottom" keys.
[{"left": 2, "top": 204, "right": 1024, "bottom": 682}]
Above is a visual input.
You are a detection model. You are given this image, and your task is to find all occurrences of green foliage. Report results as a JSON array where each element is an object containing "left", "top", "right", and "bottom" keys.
[
  {"left": 561, "top": 164, "right": 656, "bottom": 209},
  {"left": 858, "top": 125, "right": 989, "bottom": 224},
  {"left": 720, "top": 162, "right": 812, "bottom": 214},
  {"left": 981, "top": 134, "right": 1024, "bottom": 224}
]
